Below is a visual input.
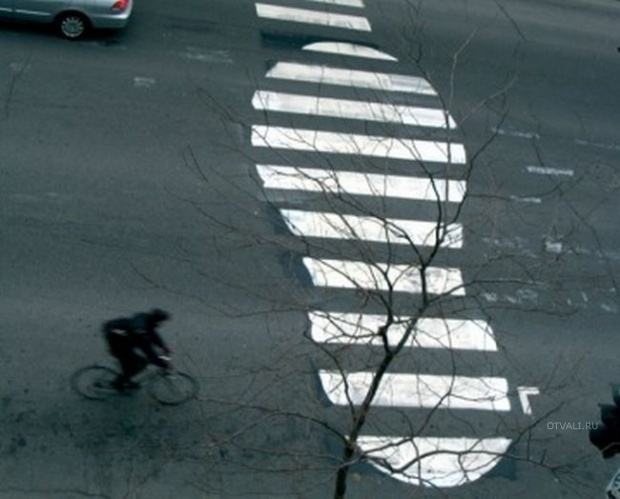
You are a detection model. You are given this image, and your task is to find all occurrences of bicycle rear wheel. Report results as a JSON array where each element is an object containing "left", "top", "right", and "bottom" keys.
[
  {"left": 148, "top": 371, "right": 198, "bottom": 405},
  {"left": 71, "top": 365, "right": 119, "bottom": 400}
]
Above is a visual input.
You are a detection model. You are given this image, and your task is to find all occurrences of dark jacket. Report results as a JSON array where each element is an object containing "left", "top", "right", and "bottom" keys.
[{"left": 103, "top": 313, "right": 169, "bottom": 368}]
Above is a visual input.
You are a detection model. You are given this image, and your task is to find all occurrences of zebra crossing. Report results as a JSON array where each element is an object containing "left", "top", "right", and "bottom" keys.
[{"left": 252, "top": 0, "right": 520, "bottom": 488}]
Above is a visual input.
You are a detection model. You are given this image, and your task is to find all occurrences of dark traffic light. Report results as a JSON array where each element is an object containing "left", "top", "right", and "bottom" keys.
[{"left": 590, "top": 387, "right": 620, "bottom": 459}]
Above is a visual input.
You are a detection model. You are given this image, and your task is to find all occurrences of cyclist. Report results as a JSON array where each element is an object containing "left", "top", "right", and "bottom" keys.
[{"left": 102, "top": 308, "right": 172, "bottom": 390}]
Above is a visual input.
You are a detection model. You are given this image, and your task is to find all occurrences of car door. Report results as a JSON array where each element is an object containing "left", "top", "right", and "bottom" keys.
[
  {"left": 13, "top": 0, "right": 66, "bottom": 21},
  {"left": 0, "top": 0, "right": 13, "bottom": 18}
]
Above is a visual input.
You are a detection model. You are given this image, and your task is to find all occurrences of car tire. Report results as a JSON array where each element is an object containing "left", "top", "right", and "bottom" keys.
[{"left": 57, "top": 12, "right": 89, "bottom": 40}]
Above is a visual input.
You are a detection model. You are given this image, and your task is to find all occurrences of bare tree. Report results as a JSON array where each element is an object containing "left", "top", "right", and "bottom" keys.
[{"left": 156, "top": 11, "right": 599, "bottom": 498}]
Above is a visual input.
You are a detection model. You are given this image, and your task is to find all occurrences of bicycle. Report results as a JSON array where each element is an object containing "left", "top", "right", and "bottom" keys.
[{"left": 71, "top": 358, "right": 199, "bottom": 406}]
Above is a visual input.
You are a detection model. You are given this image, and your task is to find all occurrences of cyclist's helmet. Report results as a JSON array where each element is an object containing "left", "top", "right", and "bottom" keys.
[{"left": 150, "top": 308, "right": 170, "bottom": 322}]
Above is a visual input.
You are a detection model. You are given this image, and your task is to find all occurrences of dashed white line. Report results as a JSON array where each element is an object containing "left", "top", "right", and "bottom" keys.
[
  {"left": 309, "top": 312, "right": 498, "bottom": 351},
  {"left": 133, "top": 77, "right": 156, "bottom": 88},
  {"left": 575, "top": 138, "right": 620, "bottom": 152},
  {"left": 281, "top": 209, "right": 463, "bottom": 247},
  {"left": 544, "top": 239, "right": 563, "bottom": 254},
  {"left": 180, "top": 48, "right": 233, "bottom": 63},
  {"left": 303, "top": 257, "right": 466, "bottom": 295},
  {"left": 252, "top": 90, "right": 455, "bottom": 128},
  {"left": 601, "top": 303, "right": 618, "bottom": 314},
  {"left": 251, "top": 126, "right": 467, "bottom": 163},
  {"left": 492, "top": 127, "right": 540, "bottom": 140},
  {"left": 359, "top": 436, "right": 511, "bottom": 488},
  {"left": 255, "top": 3, "right": 371, "bottom": 31},
  {"left": 482, "top": 289, "right": 543, "bottom": 306},
  {"left": 482, "top": 292, "right": 498, "bottom": 303},
  {"left": 256, "top": 165, "right": 467, "bottom": 202},
  {"left": 525, "top": 165, "right": 574, "bottom": 177},
  {"left": 509, "top": 195, "right": 542, "bottom": 204},
  {"left": 303, "top": 42, "right": 397, "bottom": 60},
  {"left": 267, "top": 62, "right": 436, "bottom": 95},
  {"left": 319, "top": 371, "right": 511, "bottom": 411}
]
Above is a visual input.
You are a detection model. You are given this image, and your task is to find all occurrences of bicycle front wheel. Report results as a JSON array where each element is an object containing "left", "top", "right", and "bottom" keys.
[
  {"left": 71, "top": 365, "right": 119, "bottom": 400},
  {"left": 148, "top": 371, "right": 198, "bottom": 405}
]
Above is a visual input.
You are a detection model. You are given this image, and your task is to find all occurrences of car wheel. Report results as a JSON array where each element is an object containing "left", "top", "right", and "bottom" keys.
[{"left": 57, "top": 12, "right": 88, "bottom": 40}]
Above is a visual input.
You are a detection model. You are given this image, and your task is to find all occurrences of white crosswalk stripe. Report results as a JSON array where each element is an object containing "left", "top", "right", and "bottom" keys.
[
  {"left": 319, "top": 371, "right": 511, "bottom": 411},
  {"left": 303, "top": 42, "right": 397, "bottom": 60},
  {"left": 303, "top": 0, "right": 365, "bottom": 8},
  {"left": 251, "top": 126, "right": 466, "bottom": 163},
  {"left": 281, "top": 209, "right": 463, "bottom": 248},
  {"left": 256, "top": 165, "right": 467, "bottom": 202},
  {"left": 266, "top": 62, "right": 436, "bottom": 95},
  {"left": 358, "top": 436, "right": 511, "bottom": 487},
  {"left": 255, "top": 3, "right": 371, "bottom": 31},
  {"left": 308, "top": 312, "right": 498, "bottom": 351},
  {"left": 252, "top": 90, "right": 455, "bottom": 128},
  {"left": 303, "top": 257, "right": 466, "bottom": 295}
]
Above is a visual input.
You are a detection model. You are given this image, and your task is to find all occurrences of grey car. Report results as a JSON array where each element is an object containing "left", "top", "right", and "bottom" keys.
[{"left": 0, "top": 0, "right": 133, "bottom": 39}]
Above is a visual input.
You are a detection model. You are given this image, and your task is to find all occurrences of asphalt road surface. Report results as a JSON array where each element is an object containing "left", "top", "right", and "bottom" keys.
[{"left": 2, "top": 0, "right": 620, "bottom": 497}]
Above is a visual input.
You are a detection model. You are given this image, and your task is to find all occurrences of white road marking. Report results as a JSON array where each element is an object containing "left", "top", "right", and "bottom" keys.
[
  {"left": 482, "top": 289, "right": 542, "bottom": 306},
  {"left": 484, "top": 219, "right": 620, "bottom": 263},
  {"left": 133, "top": 77, "right": 156, "bottom": 88},
  {"left": 180, "top": 48, "right": 233, "bottom": 63},
  {"left": 303, "top": 42, "right": 397, "bottom": 60},
  {"left": 509, "top": 195, "right": 542, "bottom": 204},
  {"left": 517, "top": 386, "right": 540, "bottom": 416},
  {"left": 267, "top": 62, "right": 436, "bottom": 95},
  {"left": 256, "top": 165, "right": 466, "bottom": 202},
  {"left": 309, "top": 312, "right": 498, "bottom": 351},
  {"left": 319, "top": 371, "right": 511, "bottom": 411},
  {"left": 492, "top": 127, "right": 540, "bottom": 140},
  {"left": 526, "top": 165, "right": 574, "bottom": 177},
  {"left": 304, "top": 0, "right": 364, "bottom": 7},
  {"left": 358, "top": 436, "right": 511, "bottom": 488},
  {"left": 251, "top": 126, "right": 467, "bottom": 163},
  {"left": 482, "top": 292, "right": 498, "bottom": 302},
  {"left": 281, "top": 209, "right": 463, "bottom": 247},
  {"left": 567, "top": 245, "right": 620, "bottom": 262},
  {"left": 575, "top": 138, "right": 620, "bottom": 152},
  {"left": 544, "top": 239, "right": 563, "bottom": 254},
  {"left": 601, "top": 303, "right": 618, "bottom": 314},
  {"left": 255, "top": 3, "right": 371, "bottom": 31},
  {"left": 516, "top": 288, "right": 539, "bottom": 302},
  {"left": 303, "top": 257, "right": 466, "bottom": 295},
  {"left": 481, "top": 236, "right": 537, "bottom": 258},
  {"left": 252, "top": 90, "right": 455, "bottom": 128}
]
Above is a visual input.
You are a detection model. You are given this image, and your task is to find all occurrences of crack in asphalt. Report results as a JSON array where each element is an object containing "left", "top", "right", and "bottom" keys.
[{"left": 493, "top": 0, "right": 528, "bottom": 42}]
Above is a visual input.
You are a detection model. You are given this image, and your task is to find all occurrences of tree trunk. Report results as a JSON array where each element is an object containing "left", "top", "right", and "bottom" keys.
[{"left": 334, "top": 443, "right": 355, "bottom": 499}]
